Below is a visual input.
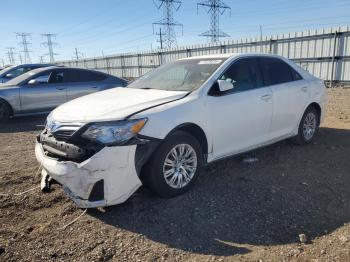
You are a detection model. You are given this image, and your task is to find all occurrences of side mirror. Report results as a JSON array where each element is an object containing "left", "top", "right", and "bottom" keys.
[
  {"left": 5, "top": 73, "right": 14, "bottom": 79},
  {"left": 28, "top": 79, "right": 39, "bottom": 85},
  {"left": 217, "top": 79, "right": 234, "bottom": 92}
]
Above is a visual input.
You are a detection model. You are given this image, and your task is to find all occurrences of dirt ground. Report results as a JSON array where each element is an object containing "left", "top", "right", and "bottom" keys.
[{"left": 0, "top": 88, "right": 349, "bottom": 262}]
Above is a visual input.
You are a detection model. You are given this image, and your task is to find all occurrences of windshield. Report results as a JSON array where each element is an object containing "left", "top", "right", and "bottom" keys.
[
  {"left": 0, "top": 66, "right": 14, "bottom": 77},
  {"left": 5, "top": 70, "right": 38, "bottom": 85},
  {"left": 128, "top": 58, "right": 226, "bottom": 92}
]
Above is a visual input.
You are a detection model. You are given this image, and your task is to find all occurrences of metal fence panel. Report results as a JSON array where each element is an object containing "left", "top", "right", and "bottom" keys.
[{"left": 56, "top": 26, "right": 350, "bottom": 82}]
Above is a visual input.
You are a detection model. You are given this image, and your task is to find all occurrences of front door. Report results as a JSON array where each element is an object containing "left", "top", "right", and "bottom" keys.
[
  {"left": 19, "top": 70, "right": 67, "bottom": 113},
  {"left": 207, "top": 58, "right": 273, "bottom": 159}
]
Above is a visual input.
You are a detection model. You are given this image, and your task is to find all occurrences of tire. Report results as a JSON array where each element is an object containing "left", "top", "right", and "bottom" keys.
[
  {"left": 292, "top": 106, "right": 319, "bottom": 145},
  {"left": 143, "top": 130, "right": 203, "bottom": 198},
  {"left": 0, "top": 100, "right": 10, "bottom": 124}
]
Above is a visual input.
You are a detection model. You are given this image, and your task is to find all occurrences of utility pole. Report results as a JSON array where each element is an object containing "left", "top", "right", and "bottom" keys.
[
  {"left": 1, "top": 58, "right": 5, "bottom": 67},
  {"left": 74, "top": 48, "right": 83, "bottom": 60},
  {"left": 41, "top": 33, "right": 59, "bottom": 62},
  {"left": 259, "top": 25, "right": 263, "bottom": 40},
  {"left": 153, "top": 0, "right": 183, "bottom": 49},
  {"left": 197, "top": 0, "right": 231, "bottom": 43},
  {"left": 38, "top": 55, "right": 45, "bottom": 63},
  {"left": 16, "top": 32, "right": 32, "bottom": 63},
  {"left": 6, "top": 47, "right": 16, "bottom": 65},
  {"left": 156, "top": 27, "right": 166, "bottom": 49},
  {"left": 18, "top": 53, "right": 23, "bottom": 64}
]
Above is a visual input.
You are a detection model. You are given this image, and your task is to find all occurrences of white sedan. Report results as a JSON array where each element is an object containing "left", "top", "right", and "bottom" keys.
[{"left": 35, "top": 53, "right": 326, "bottom": 208}]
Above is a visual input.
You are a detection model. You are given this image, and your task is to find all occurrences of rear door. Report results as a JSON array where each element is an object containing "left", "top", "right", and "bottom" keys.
[
  {"left": 19, "top": 69, "right": 68, "bottom": 113},
  {"left": 259, "top": 57, "right": 310, "bottom": 138},
  {"left": 64, "top": 69, "right": 108, "bottom": 101}
]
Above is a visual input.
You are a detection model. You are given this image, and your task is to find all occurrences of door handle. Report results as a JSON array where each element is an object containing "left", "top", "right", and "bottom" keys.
[
  {"left": 261, "top": 94, "right": 272, "bottom": 101},
  {"left": 90, "top": 86, "right": 98, "bottom": 89},
  {"left": 56, "top": 87, "right": 66, "bottom": 90},
  {"left": 301, "top": 86, "right": 308, "bottom": 92}
]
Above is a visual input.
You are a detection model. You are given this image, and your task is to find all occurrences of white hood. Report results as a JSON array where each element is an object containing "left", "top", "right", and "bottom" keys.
[{"left": 51, "top": 87, "right": 188, "bottom": 122}]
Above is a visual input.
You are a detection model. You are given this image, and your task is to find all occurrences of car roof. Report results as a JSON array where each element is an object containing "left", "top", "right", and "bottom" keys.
[
  {"left": 13, "top": 63, "right": 55, "bottom": 67},
  {"left": 180, "top": 52, "right": 288, "bottom": 61}
]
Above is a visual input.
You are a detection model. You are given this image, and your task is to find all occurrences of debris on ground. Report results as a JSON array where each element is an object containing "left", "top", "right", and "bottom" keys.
[{"left": 299, "top": 233, "right": 308, "bottom": 244}]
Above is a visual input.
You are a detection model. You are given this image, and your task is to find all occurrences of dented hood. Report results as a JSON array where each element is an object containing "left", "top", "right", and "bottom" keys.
[{"left": 51, "top": 87, "right": 188, "bottom": 122}]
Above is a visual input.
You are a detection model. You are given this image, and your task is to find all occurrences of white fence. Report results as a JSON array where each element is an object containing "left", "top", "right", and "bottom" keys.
[{"left": 57, "top": 26, "right": 350, "bottom": 83}]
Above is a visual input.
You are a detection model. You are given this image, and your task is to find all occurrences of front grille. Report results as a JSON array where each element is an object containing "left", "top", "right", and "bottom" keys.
[
  {"left": 49, "top": 123, "right": 83, "bottom": 142},
  {"left": 54, "top": 129, "right": 77, "bottom": 141},
  {"left": 39, "top": 130, "right": 103, "bottom": 162}
]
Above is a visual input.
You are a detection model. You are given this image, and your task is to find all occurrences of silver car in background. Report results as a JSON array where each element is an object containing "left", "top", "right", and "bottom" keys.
[
  {"left": 0, "top": 63, "right": 54, "bottom": 83},
  {"left": 0, "top": 66, "right": 127, "bottom": 123}
]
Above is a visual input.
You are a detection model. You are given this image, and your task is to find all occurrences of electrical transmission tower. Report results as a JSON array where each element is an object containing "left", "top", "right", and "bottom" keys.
[
  {"left": 6, "top": 47, "right": 16, "bottom": 65},
  {"left": 41, "top": 34, "right": 59, "bottom": 63},
  {"left": 16, "top": 32, "right": 32, "bottom": 63},
  {"left": 153, "top": 0, "right": 183, "bottom": 49},
  {"left": 197, "top": 0, "right": 231, "bottom": 43}
]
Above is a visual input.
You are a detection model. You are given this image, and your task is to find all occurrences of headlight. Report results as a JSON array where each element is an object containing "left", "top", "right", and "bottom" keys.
[{"left": 81, "top": 118, "right": 147, "bottom": 145}]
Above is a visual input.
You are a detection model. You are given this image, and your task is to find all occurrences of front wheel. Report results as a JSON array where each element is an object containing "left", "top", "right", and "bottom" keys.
[
  {"left": 143, "top": 131, "right": 203, "bottom": 198},
  {"left": 0, "top": 100, "right": 10, "bottom": 124},
  {"left": 292, "top": 106, "right": 319, "bottom": 145}
]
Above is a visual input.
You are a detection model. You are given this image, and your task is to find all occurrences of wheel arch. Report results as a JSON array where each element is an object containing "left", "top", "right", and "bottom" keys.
[
  {"left": 306, "top": 102, "right": 322, "bottom": 126},
  {"left": 0, "top": 97, "right": 14, "bottom": 116},
  {"left": 166, "top": 122, "right": 209, "bottom": 163}
]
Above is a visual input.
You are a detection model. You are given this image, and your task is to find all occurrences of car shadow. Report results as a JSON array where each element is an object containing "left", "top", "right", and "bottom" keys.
[
  {"left": 0, "top": 115, "right": 47, "bottom": 133},
  {"left": 89, "top": 127, "right": 350, "bottom": 256}
]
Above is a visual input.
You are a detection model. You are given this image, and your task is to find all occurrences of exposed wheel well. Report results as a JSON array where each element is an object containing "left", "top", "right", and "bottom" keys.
[
  {"left": 307, "top": 102, "right": 321, "bottom": 126},
  {"left": 168, "top": 123, "right": 208, "bottom": 163},
  {"left": 0, "top": 98, "right": 13, "bottom": 116}
]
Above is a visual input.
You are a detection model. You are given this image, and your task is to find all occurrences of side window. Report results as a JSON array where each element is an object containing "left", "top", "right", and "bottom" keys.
[
  {"left": 64, "top": 69, "right": 107, "bottom": 83},
  {"left": 48, "top": 71, "right": 64, "bottom": 84},
  {"left": 30, "top": 73, "right": 51, "bottom": 84},
  {"left": 64, "top": 69, "right": 82, "bottom": 83},
  {"left": 79, "top": 70, "right": 107, "bottom": 82},
  {"left": 219, "top": 58, "right": 263, "bottom": 93},
  {"left": 260, "top": 58, "right": 294, "bottom": 86},
  {"left": 290, "top": 67, "right": 303, "bottom": 81},
  {"left": 29, "top": 71, "right": 64, "bottom": 85}
]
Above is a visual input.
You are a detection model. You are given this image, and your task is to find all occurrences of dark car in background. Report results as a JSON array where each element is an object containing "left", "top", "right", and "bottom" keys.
[
  {"left": 0, "top": 66, "right": 127, "bottom": 123},
  {"left": 0, "top": 63, "right": 54, "bottom": 83}
]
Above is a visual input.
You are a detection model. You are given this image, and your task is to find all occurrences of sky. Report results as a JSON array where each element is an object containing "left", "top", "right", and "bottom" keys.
[{"left": 1, "top": 0, "right": 350, "bottom": 64}]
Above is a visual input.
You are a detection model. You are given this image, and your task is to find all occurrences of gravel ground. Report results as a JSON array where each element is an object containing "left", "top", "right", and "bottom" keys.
[{"left": 0, "top": 88, "right": 350, "bottom": 262}]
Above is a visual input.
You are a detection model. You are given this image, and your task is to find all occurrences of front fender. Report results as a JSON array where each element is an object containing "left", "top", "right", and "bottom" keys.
[{"left": 0, "top": 88, "right": 21, "bottom": 114}]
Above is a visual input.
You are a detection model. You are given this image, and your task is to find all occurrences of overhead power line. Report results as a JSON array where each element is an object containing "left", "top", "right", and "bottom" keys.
[
  {"left": 197, "top": 0, "right": 231, "bottom": 43},
  {"left": 153, "top": 0, "right": 183, "bottom": 49},
  {"left": 16, "top": 32, "right": 32, "bottom": 63},
  {"left": 41, "top": 33, "right": 59, "bottom": 63}
]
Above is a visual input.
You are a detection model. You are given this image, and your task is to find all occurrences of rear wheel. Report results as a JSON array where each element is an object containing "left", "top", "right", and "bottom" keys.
[
  {"left": 292, "top": 106, "right": 319, "bottom": 145},
  {"left": 143, "top": 131, "right": 203, "bottom": 198},
  {"left": 0, "top": 100, "right": 10, "bottom": 124}
]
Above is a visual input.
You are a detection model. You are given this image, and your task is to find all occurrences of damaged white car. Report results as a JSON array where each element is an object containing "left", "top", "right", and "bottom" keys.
[{"left": 35, "top": 53, "right": 326, "bottom": 208}]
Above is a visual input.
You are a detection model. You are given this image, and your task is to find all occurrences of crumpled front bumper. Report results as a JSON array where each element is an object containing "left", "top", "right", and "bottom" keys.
[{"left": 35, "top": 142, "right": 142, "bottom": 208}]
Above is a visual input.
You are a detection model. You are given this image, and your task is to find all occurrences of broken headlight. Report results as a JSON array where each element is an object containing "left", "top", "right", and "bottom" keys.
[{"left": 81, "top": 118, "right": 147, "bottom": 145}]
